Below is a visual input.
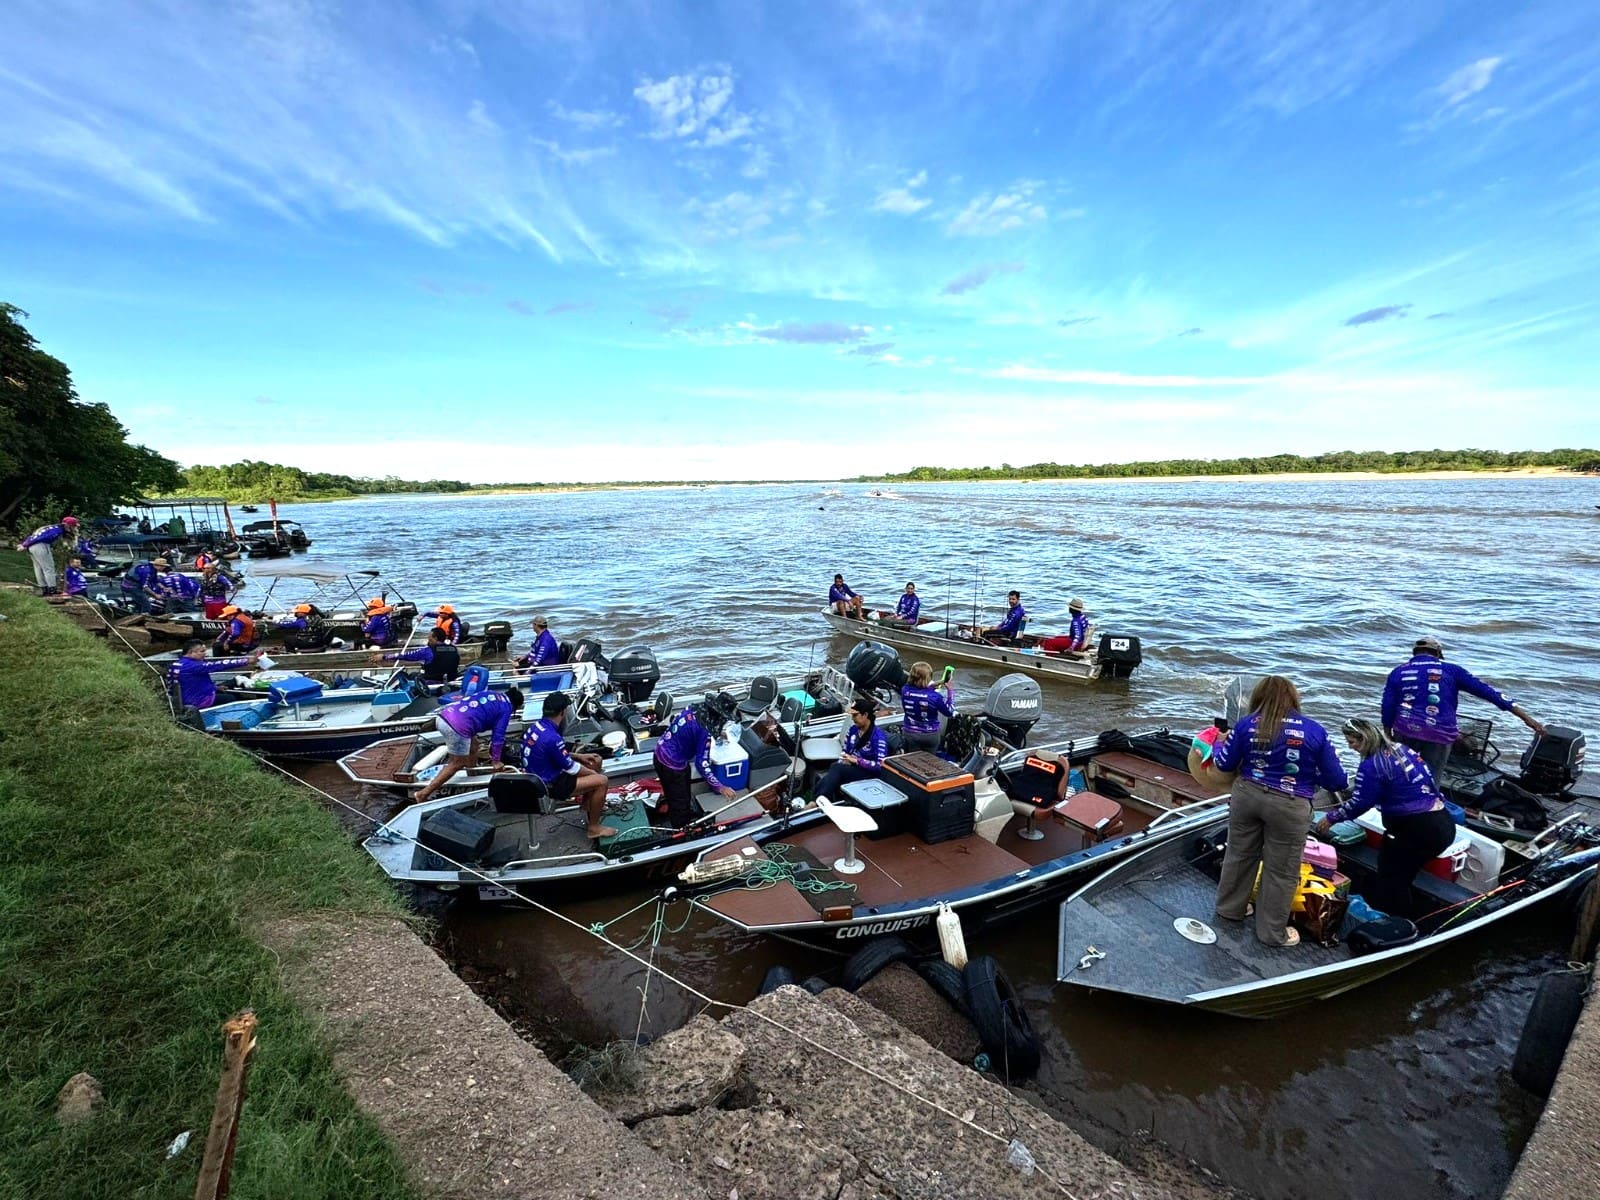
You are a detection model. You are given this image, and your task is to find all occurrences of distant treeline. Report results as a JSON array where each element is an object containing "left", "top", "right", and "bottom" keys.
[
  {"left": 861, "top": 448, "right": 1600, "bottom": 483},
  {"left": 177, "top": 461, "right": 481, "bottom": 501}
]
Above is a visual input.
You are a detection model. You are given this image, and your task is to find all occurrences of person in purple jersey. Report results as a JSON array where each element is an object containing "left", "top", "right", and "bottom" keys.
[
  {"left": 829, "top": 574, "right": 864, "bottom": 619},
  {"left": 1317, "top": 718, "right": 1455, "bottom": 918},
  {"left": 653, "top": 692, "right": 741, "bottom": 827},
  {"left": 412, "top": 687, "right": 525, "bottom": 804},
  {"left": 520, "top": 691, "right": 615, "bottom": 839},
  {"left": 166, "top": 640, "right": 263, "bottom": 710},
  {"left": 1381, "top": 636, "right": 1544, "bottom": 777},
  {"left": 64, "top": 557, "right": 89, "bottom": 597},
  {"left": 892, "top": 582, "right": 920, "bottom": 625},
  {"left": 162, "top": 570, "right": 202, "bottom": 613},
  {"left": 358, "top": 600, "right": 397, "bottom": 649},
  {"left": 815, "top": 699, "right": 891, "bottom": 802},
  {"left": 899, "top": 661, "right": 954, "bottom": 753},
  {"left": 119, "top": 556, "right": 166, "bottom": 614},
  {"left": 16, "top": 516, "right": 78, "bottom": 594},
  {"left": 516, "top": 616, "right": 561, "bottom": 668},
  {"left": 1212, "top": 675, "right": 1349, "bottom": 948},
  {"left": 978, "top": 591, "right": 1027, "bottom": 644}
]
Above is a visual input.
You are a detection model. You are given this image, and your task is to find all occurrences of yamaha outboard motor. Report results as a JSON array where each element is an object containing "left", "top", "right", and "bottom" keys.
[
  {"left": 570, "top": 637, "right": 606, "bottom": 668},
  {"left": 1096, "top": 633, "right": 1143, "bottom": 679},
  {"left": 608, "top": 646, "right": 661, "bottom": 703},
  {"left": 982, "top": 672, "right": 1041, "bottom": 748},
  {"left": 1520, "top": 726, "right": 1586, "bottom": 794},
  {"left": 844, "top": 640, "right": 907, "bottom": 691},
  {"left": 481, "top": 620, "right": 513, "bottom": 656}
]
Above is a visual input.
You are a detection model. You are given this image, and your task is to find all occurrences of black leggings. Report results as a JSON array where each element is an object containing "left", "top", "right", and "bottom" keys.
[
  {"left": 900, "top": 728, "right": 940, "bottom": 754},
  {"left": 1373, "top": 808, "right": 1457, "bottom": 917},
  {"left": 816, "top": 761, "right": 875, "bottom": 803},
  {"left": 654, "top": 755, "right": 699, "bottom": 828}
]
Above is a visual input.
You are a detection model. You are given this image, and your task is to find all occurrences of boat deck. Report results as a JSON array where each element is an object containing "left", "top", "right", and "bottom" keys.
[
  {"left": 1058, "top": 857, "right": 1348, "bottom": 1005},
  {"left": 344, "top": 737, "right": 416, "bottom": 785}
]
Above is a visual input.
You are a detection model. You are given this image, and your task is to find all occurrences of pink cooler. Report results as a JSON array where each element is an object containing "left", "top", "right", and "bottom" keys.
[
  {"left": 203, "top": 598, "right": 227, "bottom": 619},
  {"left": 1302, "top": 838, "right": 1339, "bottom": 874},
  {"left": 1425, "top": 834, "right": 1472, "bottom": 881}
]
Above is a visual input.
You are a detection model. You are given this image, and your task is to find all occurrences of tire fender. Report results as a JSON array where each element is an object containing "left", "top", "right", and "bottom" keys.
[
  {"left": 1512, "top": 969, "right": 1589, "bottom": 1097},
  {"left": 841, "top": 935, "right": 916, "bottom": 991},
  {"left": 963, "top": 955, "right": 1042, "bottom": 1081}
]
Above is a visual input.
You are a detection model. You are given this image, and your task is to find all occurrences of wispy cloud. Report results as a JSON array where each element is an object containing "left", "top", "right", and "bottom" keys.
[
  {"left": 946, "top": 186, "right": 1048, "bottom": 236},
  {"left": 506, "top": 299, "right": 536, "bottom": 316},
  {"left": 1174, "top": 326, "right": 1204, "bottom": 338},
  {"left": 545, "top": 300, "right": 592, "bottom": 316},
  {"left": 1439, "top": 57, "right": 1503, "bottom": 106},
  {"left": 755, "top": 321, "right": 870, "bottom": 344},
  {"left": 1343, "top": 304, "right": 1412, "bottom": 327},
  {"left": 1057, "top": 315, "right": 1098, "bottom": 328},
  {"left": 874, "top": 169, "right": 930, "bottom": 215},
  {"left": 633, "top": 68, "right": 753, "bottom": 147},
  {"left": 941, "top": 262, "right": 1024, "bottom": 295},
  {"left": 849, "top": 342, "right": 897, "bottom": 359},
  {"left": 994, "top": 365, "right": 1268, "bottom": 388},
  {"left": 548, "top": 100, "right": 624, "bottom": 131}
]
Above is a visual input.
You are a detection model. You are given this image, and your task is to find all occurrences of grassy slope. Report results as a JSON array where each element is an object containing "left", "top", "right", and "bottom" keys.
[
  {"left": 0, "top": 592, "right": 422, "bottom": 1200},
  {"left": 0, "top": 547, "right": 34, "bottom": 585}
]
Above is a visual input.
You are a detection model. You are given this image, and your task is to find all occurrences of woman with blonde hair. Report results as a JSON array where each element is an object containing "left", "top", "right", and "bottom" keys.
[
  {"left": 900, "top": 660, "right": 954, "bottom": 753},
  {"left": 1212, "top": 675, "right": 1348, "bottom": 947},
  {"left": 1316, "top": 717, "right": 1455, "bottom": 918}
]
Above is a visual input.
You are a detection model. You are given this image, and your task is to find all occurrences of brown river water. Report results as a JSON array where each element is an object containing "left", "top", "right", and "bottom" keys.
[{"left": 278, "top": 476, "right": 1600, "bottom": 1200}]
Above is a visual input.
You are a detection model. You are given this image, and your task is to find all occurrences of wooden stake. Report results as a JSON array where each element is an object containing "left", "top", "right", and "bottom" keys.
[{"left": 194, "top": 1010, "right": 258, "bottom": 1200}]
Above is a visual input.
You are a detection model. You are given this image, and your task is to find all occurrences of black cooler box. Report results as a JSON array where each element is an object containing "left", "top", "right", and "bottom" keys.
[
  {"left": 883, "top": 751, "right": 976, "bottom": 845},
  {"left": 418, "top": 809, "right": 495, "bottom": 862}
]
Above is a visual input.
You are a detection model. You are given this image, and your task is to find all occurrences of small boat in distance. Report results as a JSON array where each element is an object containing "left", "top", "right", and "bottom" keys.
[{"left": 820, "top": 608, "right": 1143, "bottom": 684}]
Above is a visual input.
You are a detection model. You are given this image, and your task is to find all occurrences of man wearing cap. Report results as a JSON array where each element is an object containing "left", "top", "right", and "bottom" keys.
[
  {"left": 119, "top": 555, "right": 166, "bottom": 614},
  {"left": 1382, "top": 636, "right": 1546, "bottom": 776},
  {"left": 653, "top": 693, "right": 740, "bottom": 827},
  {"left": 166, "top": 640, "right": 263, "bottom": 710},
  {"left": 1040, "top": 598, "right": 1092, "bottom": 654},
  {"left": 274, "top": 603, "right": 331, "bottom": 652},
  {"left": 359, "top": 599, "right": 398, "bottom": 649},
  {"left": 516, "top": 617, "right": 560, "bottom": 668},
  {"left": 16, "top": 516, "right": 79, "bottom": 594},
  {"left": 413, "top": 687, "right": 525, "bottom": 804},
  {"left": 374, "top": 627, "right": 460, "bottom": 684},
  {"left": 521, "top": 691, "right": 616, "bottom": 839},
  {"left": 214, "top": 605, "right": 259, "bottom": 653}
]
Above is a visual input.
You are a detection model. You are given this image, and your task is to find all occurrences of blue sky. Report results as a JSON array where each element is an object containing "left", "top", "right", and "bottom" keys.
[{"left": 4, "top": 0, "right": 1598, "bottom": 482}]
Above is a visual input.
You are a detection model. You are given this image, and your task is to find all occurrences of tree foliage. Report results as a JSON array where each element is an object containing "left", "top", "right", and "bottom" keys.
[
  {"left": 177, "top": 461, "right": 478, "bottom": 502},
  {"left": 862, "top": 448, "right": 1600, "bottom": 483},
  {"left": 0, "top": 304, "right": 181, "bottom": 525}
]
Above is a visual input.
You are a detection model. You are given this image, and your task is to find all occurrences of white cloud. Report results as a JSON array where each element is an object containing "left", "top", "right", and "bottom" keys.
[
  {"left": 547, "top": 100, "right": 623, "bottom": 131},
  {"left": 946, "top": 188, "right": 1047, "bottom": 236},
  {"left": 467, "top": 100, "right": 498, "bottom": 133},
  {"left": 873, "top": 169, "right": 930, "bottom": 214},
  {"left": 634, "top": 69, "right": 754, "bottom": 148},
  {"left": 1439, "top": 57, "right": 1503, "bottom": 106},
  {"left": 993, "top": 365, "right": 1268, "bottom": 388}
]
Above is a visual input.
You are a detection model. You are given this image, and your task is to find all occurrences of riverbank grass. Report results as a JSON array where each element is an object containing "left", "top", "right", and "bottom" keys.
[{"left": 0, "top": 591, "right": 422, "bottom": 1200}]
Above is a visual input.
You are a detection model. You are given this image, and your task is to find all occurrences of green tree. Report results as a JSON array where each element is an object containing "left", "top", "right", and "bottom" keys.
[{"left": 1, "top": 304, "right": 180, "bottom": 526}]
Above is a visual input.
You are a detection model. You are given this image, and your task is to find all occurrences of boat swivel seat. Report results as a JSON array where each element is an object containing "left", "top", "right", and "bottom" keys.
[
  {"left": 488, "top": 773, "right": 554, "bottom": 854},
  {"left": 739, "top": 675, "right": 779, "bottom": 718}
]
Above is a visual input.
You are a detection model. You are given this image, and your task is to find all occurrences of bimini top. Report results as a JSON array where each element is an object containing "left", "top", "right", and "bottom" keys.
[{"left": 247, "top": 563, "right": 380, "bottom": 585}]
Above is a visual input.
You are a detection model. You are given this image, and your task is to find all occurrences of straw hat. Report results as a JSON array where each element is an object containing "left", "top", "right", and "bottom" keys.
[
  {"left": 1069, "top": 597, "right": 1086, "bottom": 612},
  {"left": 152, "top": 556, "right": 171, "bottom": 568}
]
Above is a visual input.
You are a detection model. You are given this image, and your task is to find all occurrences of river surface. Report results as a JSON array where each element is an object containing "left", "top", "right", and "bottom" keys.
[{"left": 275, "top": 476, "right": 1600, "bottom": 1200}]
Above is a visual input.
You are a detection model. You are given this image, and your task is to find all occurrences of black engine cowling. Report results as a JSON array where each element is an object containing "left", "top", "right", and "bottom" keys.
[
  {"left": 845, "top": 641, "right": 907, "bottom": 691},
  {"left": 1096, "top": 633, "right": 1142, "bottom": 679},
  {"left": 1520, "top": 726, "right": 1586, "bottom": 794},
  {"left": 609, "top": 646, "right": 661, "bottom": 703}
]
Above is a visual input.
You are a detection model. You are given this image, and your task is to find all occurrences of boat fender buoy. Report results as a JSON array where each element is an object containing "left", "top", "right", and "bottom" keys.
[{"left": 936, "top": 902, "right": 968, "bottom": 971}]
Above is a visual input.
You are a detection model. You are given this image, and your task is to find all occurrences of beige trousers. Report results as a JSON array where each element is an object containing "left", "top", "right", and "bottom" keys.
[{"left": 1215, "top": 777, "right": 1311, "bottom": 947}]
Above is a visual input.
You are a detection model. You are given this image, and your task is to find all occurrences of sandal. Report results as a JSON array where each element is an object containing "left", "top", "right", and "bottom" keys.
[{"left": 1281, "top": 928, "right": 1301, "bottom": 948}]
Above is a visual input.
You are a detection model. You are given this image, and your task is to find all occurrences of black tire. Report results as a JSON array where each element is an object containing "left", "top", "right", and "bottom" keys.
[
  {"left": 963, "top": 956, "right": 1042, "bottom": 1081},
  {"left": 914, "top": 958, "right": 969, "bottom": 1015},
  {"left": 801, "top": 975, "right": 831, "bottom": 996},
  {"left": 1572, "top": 878, "right": 1600, "bottom": 962},
  {"left": 758, "top": 964, "right": 796, "bottom": 996},
  {"left": 1512, "top": 971, "right": 1589, "bottom": 1097},
  {"left": 841, "top": 936, "right": 916, "bottom": 991}
]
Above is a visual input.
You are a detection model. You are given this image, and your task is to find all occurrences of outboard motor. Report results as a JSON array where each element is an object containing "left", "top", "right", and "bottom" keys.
[
  {"left": 481, "top": 620, "right": 513, "bottom": 656},
  {"left": 982, "top": 672, "right": 1042, "bottom": 748},
  {"left": 1096, "top": 633, "right": 1143, "bottom": 679},
  {"left": 608, "top": 645, "right": 661, "bottom": 703},
  {"left": 844, "top": 640, "right": 907, "bottom": 691},
  {"left": 570, "top": 637, "right": 606, "bottom": 668},
  {"left": 1520, "top": 726, "right": 1586, "bottom": 794}
]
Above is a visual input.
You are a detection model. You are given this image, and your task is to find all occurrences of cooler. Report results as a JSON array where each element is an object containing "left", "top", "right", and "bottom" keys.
[
  {"left": 268, "top": 675, "right": 323, "bottom": 706},
  {"left": 707, "top": 740, "right": 750, "bottom": 792},
  {"left": 1354, "top": 811, "right": 1472, "bottom": 881},
  {"left": 840, "top": 776, "right": 910, "bottom": 839},
  {"left": 883, "top": 752, "right": 976, "bottom": 845}
]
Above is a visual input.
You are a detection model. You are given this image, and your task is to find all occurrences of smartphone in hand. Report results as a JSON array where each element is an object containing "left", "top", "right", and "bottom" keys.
[{"left": 940, "top": 665, "right": 955, "bottom": 683}]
